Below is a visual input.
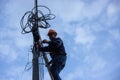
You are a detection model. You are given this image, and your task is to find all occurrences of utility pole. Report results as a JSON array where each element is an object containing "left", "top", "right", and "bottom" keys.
[
  {"left": 20, "top": 0, "right": 56, "bottom": 80},
  {"left": 32, "top": 0, "right": 40, "bottom": 80},
  {"left": 32, "top": 0, "right": 54, "bottom": 80}
]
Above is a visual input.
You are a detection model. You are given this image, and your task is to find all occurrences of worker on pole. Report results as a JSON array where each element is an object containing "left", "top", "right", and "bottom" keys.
[{"left": 38, "top": 29, "right": 67, "bottom": 80}]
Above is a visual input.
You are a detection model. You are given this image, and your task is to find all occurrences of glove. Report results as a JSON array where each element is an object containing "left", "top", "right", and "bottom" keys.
[{"left": 42, "top": 39, "right": 49, "bottom": 43}]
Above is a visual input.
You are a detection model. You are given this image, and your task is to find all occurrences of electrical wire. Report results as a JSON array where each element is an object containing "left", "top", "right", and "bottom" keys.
[
  {"left": 39, "top": 52, "right": 45, "bottom": 80},
  {"left": 20, "top": 5, "right": 56, "bottom": 34},
  {"left": 19, "top": 50, "right": 32, "bottom": 80},
  {"left": 20, "top": 47, "right": 45, "bottom": 80},
  {"left": 24, "top": 51, "right": 32, "bottom": 71}
]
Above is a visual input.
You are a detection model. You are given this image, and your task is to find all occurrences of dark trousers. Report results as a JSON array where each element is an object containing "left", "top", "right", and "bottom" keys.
[{"left": 50, "top": 55, "right": 67, "bottom": 80}]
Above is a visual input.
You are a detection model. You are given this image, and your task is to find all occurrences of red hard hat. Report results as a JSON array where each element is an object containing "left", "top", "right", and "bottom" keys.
[{"left": 47, "top": 29, "right": 57, "bottom": 36}]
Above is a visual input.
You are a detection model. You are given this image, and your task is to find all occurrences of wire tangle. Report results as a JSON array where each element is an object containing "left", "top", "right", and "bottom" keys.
[{"left": 20, "top": 5, "right": 56, "bottom": 34}]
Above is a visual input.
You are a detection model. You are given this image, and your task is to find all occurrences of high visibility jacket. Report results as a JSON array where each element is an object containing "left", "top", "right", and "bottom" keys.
[{"left": 40, "top": 37, "right": 66, "bottom": 57}]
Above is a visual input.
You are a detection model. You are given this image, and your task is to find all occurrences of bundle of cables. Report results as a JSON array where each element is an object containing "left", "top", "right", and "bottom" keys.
[{"left": 20, "top": 5, "right": 56, "bottom": 34}]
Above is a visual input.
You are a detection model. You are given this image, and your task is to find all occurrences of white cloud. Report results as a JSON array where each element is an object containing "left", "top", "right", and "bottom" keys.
[
  {"left": 3, "top": 0, "right": 33, "bottom": 31},
  {"left": 98, "top": 0, "right": 120, "bottom": 28},
  {"left": 63, "top": 67, "right": 84, "bottom": 80},
  {"left": 53, "top": 0, "right": 109, "bottom": 22},
  {"left": 57, "top": 1, "right": 84, "bottom": 22},
  {"left": 102, "top": 39, "right": 115, "bottom": 50},
  {"left": 0, "top": 0, "right": 34, "bottom": 64},
  {"left": 92, "top": 61, "right": 120, "bottom": 80},
  {"left": 84, "top": 55, "right": 107, "bottom": 74},
  {"left": 63, "top": 55, "right": 113, "bottom": 80},
  {"left": 107, "top": 4, "right": 118, "bottom": 16},
  {"left": 14, "top": 35, "right": 33, "bottom": 48},
  {"left": 39, "top": 0, "right": 109, "bottom": 23},
  {"left": 90, "top": 22, "right": 105, "bottom": 32},
  {"left": 106, "top": 2, "right": 120, "bottom": 27},
  {"left": 74, "top": 27, "right": 96, "bottom": 47},
  {"left": 0, "top": 44, "right": 17, "bottom": 63},
  {"left": 109, "top": 29, "right": 120, "bottom": 41},
  {"left": 0, "top": 66, "right": 32, "bottom": 80}
]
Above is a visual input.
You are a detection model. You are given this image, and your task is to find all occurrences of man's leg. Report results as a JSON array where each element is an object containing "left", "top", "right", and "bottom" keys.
[
  {"left": 57, "top": 55, "right": 66, "bottom": 74},
  {"left": 50, "top": 55, "right": 66, "bottom": 80},
  {"left": 51, "top": 66, "right": 61, "bottom": 80}
]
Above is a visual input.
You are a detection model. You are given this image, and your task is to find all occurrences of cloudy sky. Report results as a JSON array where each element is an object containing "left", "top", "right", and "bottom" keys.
[{"left": 0, "top": 0, "right": 120, "bottom": 80}]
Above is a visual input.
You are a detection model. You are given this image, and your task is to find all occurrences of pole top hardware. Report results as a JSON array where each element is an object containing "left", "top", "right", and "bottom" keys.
[{"left": 20, "top": 5, "right": 56, "bottom": 34}]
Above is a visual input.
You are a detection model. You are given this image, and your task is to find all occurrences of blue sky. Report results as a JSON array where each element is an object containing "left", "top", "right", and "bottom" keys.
[{"left": 0, "top": 0, "right": 120, "bottom": 80}]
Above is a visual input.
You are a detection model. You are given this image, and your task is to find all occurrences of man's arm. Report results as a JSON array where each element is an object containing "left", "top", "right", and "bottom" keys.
[
  {"left": 39, "top": 46, "right": 52, "bottom": 52},
  {"left": 39, "top": 38, "right": 62, "bottom": 52}
]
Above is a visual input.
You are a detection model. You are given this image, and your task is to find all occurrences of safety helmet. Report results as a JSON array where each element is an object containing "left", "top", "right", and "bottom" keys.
[{"left": 47, "top": 29, "right": 57, "bottom": 36}]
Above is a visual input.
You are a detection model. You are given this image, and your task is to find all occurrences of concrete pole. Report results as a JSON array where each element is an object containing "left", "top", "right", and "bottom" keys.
[{"left": 32, "top": 0, "right": 39, "bottom": 80}]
